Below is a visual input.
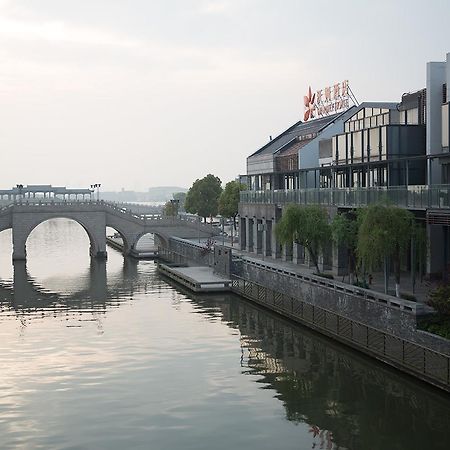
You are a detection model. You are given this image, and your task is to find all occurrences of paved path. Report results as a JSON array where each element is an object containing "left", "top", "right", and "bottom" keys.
[{"left": 187, "top": 237, "right": 436, "bottom": 306}]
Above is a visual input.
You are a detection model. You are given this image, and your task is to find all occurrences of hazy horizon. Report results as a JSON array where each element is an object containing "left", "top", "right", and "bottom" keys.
[{"left": 1, "top": 0, "right": 450, "bottom": 191}]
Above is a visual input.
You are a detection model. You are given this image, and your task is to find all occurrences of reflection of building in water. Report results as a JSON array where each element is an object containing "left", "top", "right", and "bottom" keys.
[{"left": 208, "top": 296, "right": 450, "bottom": 450}]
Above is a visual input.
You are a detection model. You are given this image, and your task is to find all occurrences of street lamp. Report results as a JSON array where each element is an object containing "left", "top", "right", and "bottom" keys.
[
  {"left": 91, "top": 183, "right": 101, "bottom": 202},
  {"left": 16, "top": 184, "right": 24, "bottom": 202}
]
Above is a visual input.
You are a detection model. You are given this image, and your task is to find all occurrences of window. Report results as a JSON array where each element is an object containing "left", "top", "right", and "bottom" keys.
[
  {"left": 443, "top": 103, "right": 449, "bottom": 148},
  {"left": 407, "top": 108, "right": 419, "bottom": 125},
  {"left": 337, "top": 134, "right": 347, "bottom": 163},
  {"left": 381, "top": 126, "right": 387, "bottom": 160},
  {"left": 369, "top": 127, "right": 380, "bottom": 161},
  {"left": 353, "top": 131, "right": 363, "bottom": 162}
]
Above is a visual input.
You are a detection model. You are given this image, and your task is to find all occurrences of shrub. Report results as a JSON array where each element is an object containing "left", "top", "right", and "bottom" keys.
[{"left": 428, "top": 285, "right": 450, "bottom": 316}]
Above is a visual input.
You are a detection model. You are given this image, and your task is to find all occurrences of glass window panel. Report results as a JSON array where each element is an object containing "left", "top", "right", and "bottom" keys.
[
  {"left": 373, "top": 108, "right": 381, "bottom": 115},
  {"left": 337, "top": 134, "right": 347, "bottom": 163},
  {"left": 370, "top": 116, "right": 377, "bottom": 127},
  {"left": 365, "top": 108, "right": 372, "bottom": 117},
  {"left": 381, "top": 126, "right": 387, "bottom": 159},
  {"left": 442, "top": 104, "right": 449, "bottom": 148},
  {"left": 353, "top": 131, "right": 362, "bottom": 162},
  {"left": 399, "top": 110, "right": 406, "bottom": 124},
  {"left": 407, "top": 107, "right": 419, "bottom": 124},
  {"left": 369, "top": 127, "right": 380, "bottom": 160},
  {"left": 364, "top": 117, "right": 371, "bottom": 128},
  {"left": 383, "top": 113, "right": 389, "bottom": 125},
  {"left": 376, "top": 115, "right": 384, "bottom": 126},
  {"left": 357, "top": 109, "right": 364, "bottom": 119}
]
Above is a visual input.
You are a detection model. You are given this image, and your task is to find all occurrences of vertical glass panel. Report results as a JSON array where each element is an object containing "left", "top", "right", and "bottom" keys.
[
  {"left": 370, "top": 116, "right": 377, "bottom": 127},
  {"left": 364, "top": 117, "right": 371, "bottom": 129},
  {"left": 381, "top": 126, "right": 387, "bottom": 160},
  {"left": 369, "top": 127, "right": 380, "bottom": 161},
  {"left": 442, "top": 103, "right": 449, "bottom": 148},
  {"left": 407, "top": 107, "right": 419, "bottom": 124},
  {"left": 376, "top": 115, "right": 384, "bottom": 126},
  {"left": 353, "top": 131, "right": 362, "bottom": 162},
  {"left": 399, "top": 110, "right": 406, "bottom": 124},
  {"left": 337, "top": 134, "right": 347, "bottom": 163}
]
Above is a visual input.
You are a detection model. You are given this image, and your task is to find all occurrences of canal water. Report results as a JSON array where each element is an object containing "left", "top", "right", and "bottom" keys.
[{"left": 0, "top": 219, "right": 449, "bottom": 450}]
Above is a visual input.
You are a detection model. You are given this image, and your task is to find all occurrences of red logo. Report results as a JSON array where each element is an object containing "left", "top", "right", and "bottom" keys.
[{"left": 304, "top": 86, "right": 316, "bottom": 121}]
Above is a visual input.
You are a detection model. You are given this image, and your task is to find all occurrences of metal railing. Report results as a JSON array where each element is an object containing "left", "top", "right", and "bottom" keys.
[
  {"left": 240, "top": 185, "right": 450, "bottom": 209},
  {"left": 231, "top": 276, "right": 450, "bottom": 391}
]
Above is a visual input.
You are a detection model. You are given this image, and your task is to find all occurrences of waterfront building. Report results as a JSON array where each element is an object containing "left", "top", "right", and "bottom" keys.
[{"left": 239, "top": 53, "right": 450, "bottom": 278}]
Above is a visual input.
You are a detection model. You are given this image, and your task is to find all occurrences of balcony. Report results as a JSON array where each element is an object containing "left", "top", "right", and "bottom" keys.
[{"left": 240, "top": 185, "right": 450, "bottom": 210}]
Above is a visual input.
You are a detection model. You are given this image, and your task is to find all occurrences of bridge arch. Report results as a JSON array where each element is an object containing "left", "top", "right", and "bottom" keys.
[
  {"left": 106, "top": 225, "right": 132, "bottom": 255},
  {"left": 12, "top": 214, "right": 106, "bottom": 260}
]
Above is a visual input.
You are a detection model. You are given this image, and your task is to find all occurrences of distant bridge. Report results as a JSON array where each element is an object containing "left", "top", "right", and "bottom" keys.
[{"left": 0, "top": 201, "right": 217, "bottom": 260}]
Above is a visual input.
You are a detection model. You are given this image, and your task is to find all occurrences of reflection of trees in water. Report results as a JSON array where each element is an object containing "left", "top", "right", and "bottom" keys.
[{"left": 174, "top": 286, "right": 450, "bottom": 450}]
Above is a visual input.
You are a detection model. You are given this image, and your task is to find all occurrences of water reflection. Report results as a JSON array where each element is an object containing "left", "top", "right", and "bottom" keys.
[
  {"left": 169, "top": 283, "right": 450, "bottom": 450},
  {"left": 1, "top": 221, "right": 450, "bottom": 450}
]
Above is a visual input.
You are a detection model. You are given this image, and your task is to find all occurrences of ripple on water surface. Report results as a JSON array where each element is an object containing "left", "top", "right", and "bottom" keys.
[{"left": 0, "top": 219, "right": 449, "bottom": 450}]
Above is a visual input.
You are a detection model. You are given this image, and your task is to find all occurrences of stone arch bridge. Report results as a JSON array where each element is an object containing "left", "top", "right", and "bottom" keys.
[{"left": 0, "top": 201, "right": 217, "bottom": 260}]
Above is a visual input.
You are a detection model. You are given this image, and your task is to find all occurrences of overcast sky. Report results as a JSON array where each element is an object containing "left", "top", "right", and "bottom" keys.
[{"left": 1, "top": 0, "right": 449, "bottom": 191}]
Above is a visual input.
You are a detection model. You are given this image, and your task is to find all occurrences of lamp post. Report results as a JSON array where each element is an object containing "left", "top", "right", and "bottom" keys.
[
  {"left": 91, "top": 183, "right": 101, "bottom": 202},
  {"left": 16, "top": 184, "right": 24, "bottom": 203}
]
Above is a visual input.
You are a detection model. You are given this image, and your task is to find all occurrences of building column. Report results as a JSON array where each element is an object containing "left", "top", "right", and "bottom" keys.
[
  {"left": 246, "top": 218, "right": 253, "bottom": 253},
  {"left": 331, "top": 242, "right": 349, "bottom": 277},
  {"left": 254, "top": 219, "right": 262, "bottom": 254},
  {"left": 282, "top": 240, "right": 293, "bottom": 262},
  {"left": 292, "top": 243, "right": 305, "bottom": 264},
  {"left": 263, "top": 219, "right": 271, "bottom": 257},
  {"left": 271, "top": 219, "right": 281, "bottom": 259},
  {"left": 239, "top": 216, "right": 247, "bottom": 251}
]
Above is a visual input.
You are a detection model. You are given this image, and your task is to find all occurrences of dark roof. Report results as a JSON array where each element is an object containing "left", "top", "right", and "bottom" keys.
[{"left": 249, "top": 113, "right": 343, "bottom": 158}]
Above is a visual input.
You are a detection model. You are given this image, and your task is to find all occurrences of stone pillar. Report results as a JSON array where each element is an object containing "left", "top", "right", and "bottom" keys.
[
  {"left": 427, "top": 223, "right": 445, "bottom": 277},
  {"left": 254, "top": 219, "right": 262, "bottom": 254},
  {"left": 271, "top": 219, "right": 281, "bottom": 259},
  {"left": 239, "top": 216, "right": 247, "bottom": 251},
  {"left": 331, "top": 242, "right": 349, "bottom": 277},
  {"left": 292, "top": 243, "right": 305, "bottom": 264},
  {"left": 263, "top": 219, "right": 271, "bottom": 257},
  {"left": 246, "top": 218, "right": 253, "bottom": 252},
  {"left": 282, "top": 240, "right": 293, "bottom": 262}
]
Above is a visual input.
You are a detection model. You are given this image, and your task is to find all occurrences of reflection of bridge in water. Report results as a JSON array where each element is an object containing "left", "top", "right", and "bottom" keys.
[
  {"left": 0, "top": 201, "right": 217, "bottom": 260},
  {"left": 0, "top": 259, "right": 162, "bottom": 318}
]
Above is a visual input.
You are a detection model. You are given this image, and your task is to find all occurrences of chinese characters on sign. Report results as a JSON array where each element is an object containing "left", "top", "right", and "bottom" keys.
[{"left": 304, "top": 80, "right": 350, "bottom": 121}]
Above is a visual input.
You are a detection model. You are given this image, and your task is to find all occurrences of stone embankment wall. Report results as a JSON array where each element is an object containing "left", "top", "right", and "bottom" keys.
[{"left": 161, "top": 239, "right": 450, "bottom": 357}]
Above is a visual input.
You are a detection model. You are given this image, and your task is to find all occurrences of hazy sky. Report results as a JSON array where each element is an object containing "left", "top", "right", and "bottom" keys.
[{"left": 1, "top": 0, "right": 449, "bottom": 191}]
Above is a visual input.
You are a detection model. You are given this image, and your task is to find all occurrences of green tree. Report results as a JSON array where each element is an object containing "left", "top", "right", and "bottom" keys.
[
  {"left": 163, "top": 200, "right": 178, "bottom": 216},
  {"left": 172, "top": 192, "right": 186, "bottom": 212},
  {"left": 218, "top": 180, "right": 246, "bottom": 230},
  {"left": 185, "top": 174, "right": 222, "bottom": 222},
  {"left": 275, "top": 204, "right": 331, "bottom": 274},
  {"left": 357, "top": 204, "right": 414, "bottom": 297},
  {"left": 331, "top": 212, "right": 359, "bottom": 283}
]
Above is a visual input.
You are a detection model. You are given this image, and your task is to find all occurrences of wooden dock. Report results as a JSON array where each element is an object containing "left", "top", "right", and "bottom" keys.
[{"left": 157, "top": 264, "right": 231, "bottom": 292}]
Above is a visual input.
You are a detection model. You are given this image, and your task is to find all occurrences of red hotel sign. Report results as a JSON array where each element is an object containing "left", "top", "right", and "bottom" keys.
[{"left": 304, "top": 80, "right": 350, "bottom": 121}]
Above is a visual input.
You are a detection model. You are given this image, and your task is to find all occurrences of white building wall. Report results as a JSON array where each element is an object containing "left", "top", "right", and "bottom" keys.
[{"left": 426, "top": 60, "right": 447, "bottom": 184}]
